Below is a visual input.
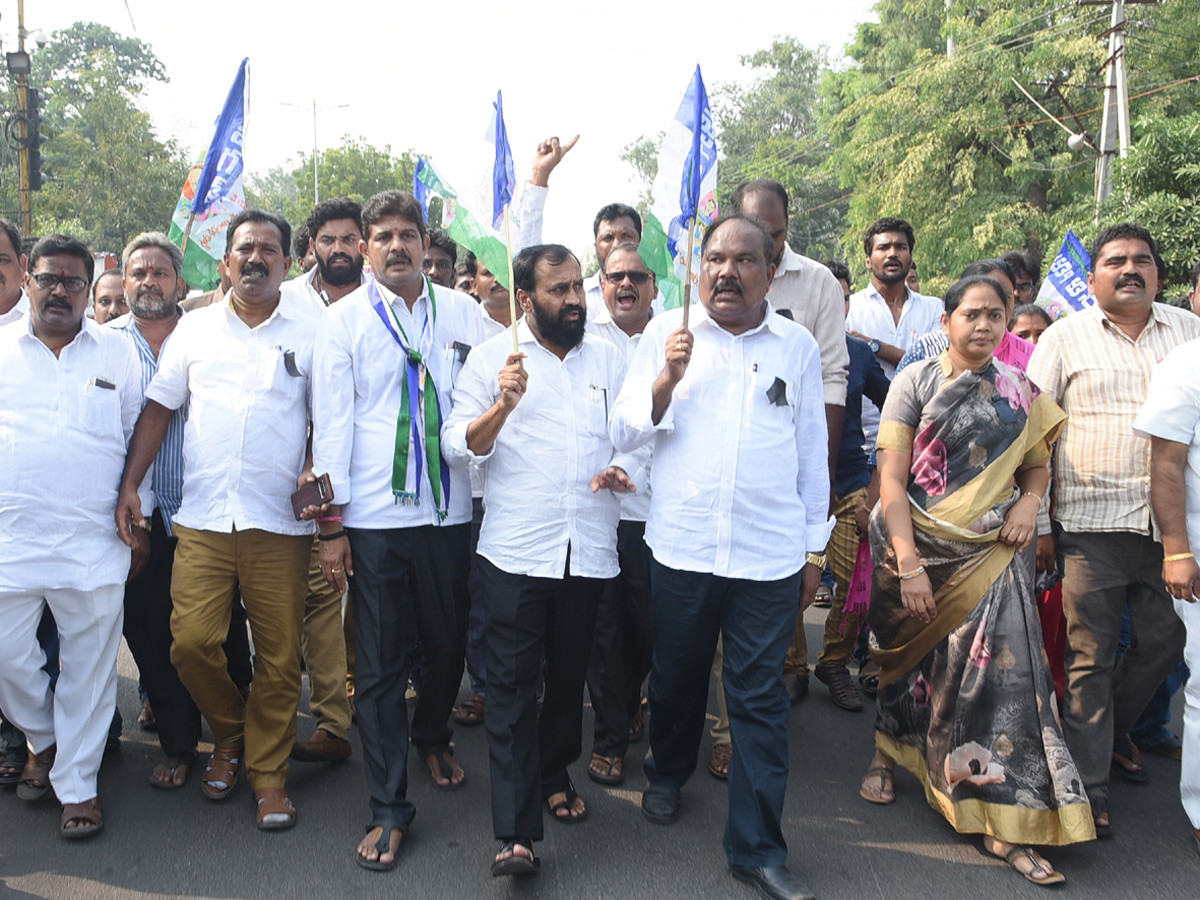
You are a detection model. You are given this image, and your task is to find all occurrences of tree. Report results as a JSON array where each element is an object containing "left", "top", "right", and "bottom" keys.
[{"left": 0, "top": 22, "right": 183, "bottom": 249}]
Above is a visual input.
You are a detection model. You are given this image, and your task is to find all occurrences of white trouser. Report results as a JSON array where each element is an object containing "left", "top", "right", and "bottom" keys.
[
  {"left": 1176, "top": 596, "right": 1200, "bottom": 830},
  {"left": 0, "top": 585, "right": 124, "bottom": 803}
]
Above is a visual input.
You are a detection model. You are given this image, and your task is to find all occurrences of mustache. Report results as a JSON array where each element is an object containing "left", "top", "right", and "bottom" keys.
[
  {"left": 42, "top": 296, "right": 72, "bottom": 311},
  {"left": 713, "top": 278, "right": 744, "bottom": 297},
  {"left": 137, "top": 285, "right": 164, "bottom": 300},
  {"left": 386, "top": 251, "right": 412, "bottom": 267},
  {"left": 1116, "top": 274, "right": 1145, "bottom": 289},
  {"left": 326, "top": 252, "right": 353, "bottom": 266},
  {"left": 616, "top": 287, "right": 640, "bottom": 301},
  {"left": 241, "top": 262, "right": 269, "bottom": 278}
]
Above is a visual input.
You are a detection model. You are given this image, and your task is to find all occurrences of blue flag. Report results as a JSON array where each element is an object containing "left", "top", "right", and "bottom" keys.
[
  {"left": 678, "top": 65, "right": 715, "bottom": 226},
  {"left": 413, "top": 158, "right": 431, "bottom": 224},
  {"left": 190, "top": 58, "right": 248, "bottom": 216},
  {"left": 490, "top": 90, "right": 515, "bottom": 231},
  {"left": 1035, "top": 230, "right": 1093, "bottom": 320}
]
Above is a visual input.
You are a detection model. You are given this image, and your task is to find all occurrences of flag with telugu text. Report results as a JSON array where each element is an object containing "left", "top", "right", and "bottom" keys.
[
  {"left": 1035, "top": 230, "right": 1093, "bottom": 320},
  {"left": 168, "top": 59, "right": 249, "bottom": 290},
  {"left": 642, "top": 66, "right": 718, "bottom": 310}
]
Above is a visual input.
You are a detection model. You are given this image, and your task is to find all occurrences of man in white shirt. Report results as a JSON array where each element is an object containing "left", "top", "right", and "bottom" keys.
[
  {"left": 279, "top": 198, "right": 365, "bottom": 765},
  {"left": 583, "top": 243, "right": 655, "bottom": 787},
  {"left": 116, "top": 210, "right": 318, "bottom": 832},
  {"left": 0, "top": 234, "right": 146, "bottom": 840},
  {"left": 0, "top": 217, "right": 29, "bottom": 327},
  {"left": 845, "top": 217, "right": 942, "bottom": 450},
  {"left": 610, "top": 215, "right": 829, "bottom": 900},
  {"left": 1134, "top": 337, "right": 1200, "bottom": 855},
  {"left": 443, "top": 243, "right": 634, "bottom": 878},
  {"left": 279, "top": 197, "right": 366, "bottom": 315},
  {"left": 422, "top": 229, "right": 457, "bottom": 288},
  {"left": 311, "top": 190, "right": 486, "bottom": 871}
]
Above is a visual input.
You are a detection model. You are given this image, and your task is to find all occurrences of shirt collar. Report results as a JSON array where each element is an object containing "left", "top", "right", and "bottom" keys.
[
  {"left": 692, "top": 299, "right": 786, "bottom": 338},
  {"left": 776, "top": 243, "right": 802, "bottom": 276},
  {"left": 515, "top": 317, "right": 586, "bottom": 359},
  {"left": 221, "top": 288, "right": 299, "bottom": 327},
  {"left": 866, "top": 282, "right": 917, "bottom": 307},
  {"left": 373, "top": 274, "right": 431, "bottom": 315}
]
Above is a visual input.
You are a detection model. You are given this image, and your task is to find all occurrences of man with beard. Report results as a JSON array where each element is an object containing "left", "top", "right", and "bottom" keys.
[
  {"left": 845, "top": 218, "right": 942, "bottom": 452},
  {"left": 280, "top": 198, "right": 365, "bottom": 765},
  {"left": 422, "top": 229, "right": 457, "bottom": 289},
  {"left": 0, "top": 234, "right": 146, "bottom": 840},
  {"left": 91, "top": 270, "right": 128, "bottom": 324},
  {"left": 281, "top": 198, "right": 366, "bottom": 313},
  {"left": 444, "top": 243, "right": 635, "bottom": 878},
  {"left": 116, "top": 210, "right": 318, "bottom": 831},
  {"left": 583, "top": 242, "right": 655, "bottom": 786},
  {"left": 610, "top": 216, "right": 829, "bottom": 900},
  {"left": 107, "top": 232, "right": 207, "bottom": 789},
  {"left": 0, "top": 218, "right": 28, "bottom": 326},
  {"left": 310, "top": 190, "right": 485, "bottom": 870}
]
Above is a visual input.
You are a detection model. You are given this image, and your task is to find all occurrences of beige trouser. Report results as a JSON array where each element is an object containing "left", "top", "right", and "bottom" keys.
[
  {"left": 300, "top": 538, "right": 352, "bottom": 739},
  {"left": 170, "top": 525, "right": 310, "bottom": 789}
]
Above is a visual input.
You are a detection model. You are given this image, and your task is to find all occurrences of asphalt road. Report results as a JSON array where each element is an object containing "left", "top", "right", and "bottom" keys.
[{"left": 1, "top": 608, "right": 1196, "bottom": 900}]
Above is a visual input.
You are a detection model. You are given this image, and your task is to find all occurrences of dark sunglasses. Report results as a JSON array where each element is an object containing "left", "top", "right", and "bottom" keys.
[{"left": 604, "top": 270, "right": 652, "bottom": 286}]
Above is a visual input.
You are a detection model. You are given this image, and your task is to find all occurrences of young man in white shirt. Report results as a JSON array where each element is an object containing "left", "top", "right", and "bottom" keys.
[
  {"left": 443, "top": 243, "right": 635, "bottom": 878},
  {"left": 610, "top": 215, "right": 830, "bottom": 900},
  {"left": 0, "top": 217, "right": 28, "bottom": 327},
  {"left": 311, "top": 190, "right": 486, "bottom": 871},
  {"left": 117, "top": 210, "right": 318, "bottom": 832},
  {"left": 0, "top": 234, "right": 146, "bottom": 840}
]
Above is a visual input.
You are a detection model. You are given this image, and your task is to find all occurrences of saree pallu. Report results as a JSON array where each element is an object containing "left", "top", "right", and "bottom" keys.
[{"left": 869, "top": 355, "right": 1093, "bottom": 846}]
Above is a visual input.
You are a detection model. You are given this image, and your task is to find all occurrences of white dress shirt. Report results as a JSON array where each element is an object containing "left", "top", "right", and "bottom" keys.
[
  {"left": 443, "top": 321, "right": 632, "bottom": 579},
  {"left": 279, "top": 266, "right": 368, "bottom": 316},
  {"left": 0, "top": 291, "right": 28, "bottom": 327},
  {"left": 586, "top": 295, "right": 651, "bottom": 522},
  {"left": 313, "top": 277, "right": 485, "bottom": 528},
  {"left": 845, "top": 283, "right": 943, "bottom": 448},
  {"left": 610, "top": 302, "right": 833, "bottom": 581},
  {"left": 0, "top": 318, "right": 143, "bottom": 590},
  {"left": 767, "top": 244, "right": 849, "bottom": 406},
  {"left": 145, "top": 296, "right": 319, "bottom": 537}
]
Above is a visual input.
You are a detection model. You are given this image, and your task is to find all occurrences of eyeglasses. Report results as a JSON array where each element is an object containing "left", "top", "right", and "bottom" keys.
[
  {"left": 31, "top": 272, "right": 89, "bottom": 294},
  {"left": 604, "top": 270, "right": 652, "bottom": 286}
]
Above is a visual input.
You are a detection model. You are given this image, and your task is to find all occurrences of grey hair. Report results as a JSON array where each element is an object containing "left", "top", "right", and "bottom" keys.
[{"left": 122, "top": 231, "right": 184, "bottom": 279}]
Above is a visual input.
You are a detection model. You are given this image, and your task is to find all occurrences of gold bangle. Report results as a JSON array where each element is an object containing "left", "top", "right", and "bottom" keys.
[
  {"left": 1021, "top": 491, "right": 1042, "bottom": 502},
  {"left": 1164, "top": 552, "right": 1195, "bottom": 563}
]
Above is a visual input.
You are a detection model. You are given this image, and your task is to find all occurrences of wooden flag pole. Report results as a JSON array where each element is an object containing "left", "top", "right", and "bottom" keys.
[
  {"left": 680, "top": 216, "right": 696, "bottom": 329},
  {"left": 179, "top": 210, "right": 197, "bottom": 258},
  {"left": 503, "top": 203, "right": 519, "bottom": 354}
]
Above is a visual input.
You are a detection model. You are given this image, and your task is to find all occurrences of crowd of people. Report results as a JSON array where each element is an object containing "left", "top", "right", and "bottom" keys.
[{"left": 1, "top": 135, "right": 1199, "bottom": 900}]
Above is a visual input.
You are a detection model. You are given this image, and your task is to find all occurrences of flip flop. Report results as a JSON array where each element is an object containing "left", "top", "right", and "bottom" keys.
[
  {"left": 1111, "top": 733, "right": 1148, "bottom": 785},
  {"left": 424, "top": 751, "right": 466, "bottom": 791},
  {"left": 547, "top": 778, "right": 587, "bottom": 824},
  {"left": 859, "top": 765, "right": 895, "bottom": 805},
  {"left": 587, "top": 753, "right": 625, "bottom": 786},
  {"left": 355, "top": 822, "right": 403, "bottom": 872},
  {"left": 1003, "top": 846, "right": 1066, "bottom": 886},
  {"left": 148, "top": 751, "right": 197, "bottom": 791},
  {"left": 491, "top": 839, "right": 539, "bottom": 877}
]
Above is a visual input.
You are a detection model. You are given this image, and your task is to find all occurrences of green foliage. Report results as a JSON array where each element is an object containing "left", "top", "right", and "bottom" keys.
[
  {"left": 1, "top": 24, "right": 185, "bottom": 251},
  {"left": 1104, "top": 112, "right": 1200, "bottom": 295},
  {"left": 247, "top": 136, "right": 421, "bottom": 226}
]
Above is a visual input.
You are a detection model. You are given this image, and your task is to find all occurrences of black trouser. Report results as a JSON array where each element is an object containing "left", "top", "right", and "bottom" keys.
[
  {"left": 586, "top": 520, "right": 652, "bottom": 757},
  {"left": 346, "top": 524, "right": 470, "bottom": 830},
  {"left": 122, "top": 509, "right": 254, "bottom": 757},
  {"left": 479, "top": 553, "right": 603, "bottom": 842}
]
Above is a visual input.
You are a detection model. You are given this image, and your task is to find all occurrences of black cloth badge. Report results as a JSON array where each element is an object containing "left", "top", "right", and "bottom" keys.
[
  {"left": 283, "top": 350, "right": 301, "bottom": 377},
  {"left": 776, "top": 309, "right": 794, "bottom": 321},
  {"left": 766, "top": 376, "right": 788, "bottom": 406},
  {"left": 452, "top": 341, "right": 472, "bottom": 363}
]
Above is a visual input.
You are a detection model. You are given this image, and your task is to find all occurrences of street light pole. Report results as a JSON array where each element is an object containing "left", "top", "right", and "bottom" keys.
[{"left": 312, "top": 98, "right": 318, "bottom": 205}]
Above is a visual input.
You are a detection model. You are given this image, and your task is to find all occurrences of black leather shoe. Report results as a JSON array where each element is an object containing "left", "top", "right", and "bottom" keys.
[
  {"left": 640, "top": 786, "right": 680, "bottom": 825},
  {"left": 729, "top": 864, "right": 815, "bottom": 900}
]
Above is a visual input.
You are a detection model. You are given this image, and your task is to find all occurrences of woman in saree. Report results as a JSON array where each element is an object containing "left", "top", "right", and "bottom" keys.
[{"left": 856, "top": 275, "right": 1094, "bottom": 885}]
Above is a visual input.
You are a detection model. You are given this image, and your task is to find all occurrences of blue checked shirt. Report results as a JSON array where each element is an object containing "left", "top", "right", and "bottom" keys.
[{"left": 109, "top": 313, "right": 186, "bottom": 536}]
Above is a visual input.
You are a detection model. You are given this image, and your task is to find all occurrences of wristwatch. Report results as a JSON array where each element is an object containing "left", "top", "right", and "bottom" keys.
[
  {"left": 806, "top": 552, "right": 827, "bottom": 570},
  {"left": 868, "top": 338, "right": 881, "bottom": 354}
]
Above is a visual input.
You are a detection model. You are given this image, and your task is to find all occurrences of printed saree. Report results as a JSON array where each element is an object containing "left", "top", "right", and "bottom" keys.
[{"left": 868, "top": 353, "right": 1093, "bottom": 846}]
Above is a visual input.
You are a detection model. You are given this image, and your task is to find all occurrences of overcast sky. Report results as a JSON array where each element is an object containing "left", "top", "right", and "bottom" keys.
[{"left": 15, "top": 0, "right": 878, "bottom": 254}]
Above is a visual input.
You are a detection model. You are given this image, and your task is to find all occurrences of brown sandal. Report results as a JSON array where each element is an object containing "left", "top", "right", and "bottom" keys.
[
  {"left": 859, "top": 765, "right": 895, "bottom": 804},
  {"left": 201, "top": 745, "right": 242, "bottom": 800},
  {"left": 587, "top": 753, "right": 624, "bottom": 786},
  {"left": 16, "top": 745, "right": 55, "bottom": 802},
  {"left": 455, "top": 693, "right": 485, "bottom": 726},
  {"left": 708, "top": 742, "right": 732, "bottom": 780},
  {"left": 255, "top": 787, "right": 297, "bottom": 830},
  {"left": 61, "top": 797, "right": 104, "bottom": 840}
]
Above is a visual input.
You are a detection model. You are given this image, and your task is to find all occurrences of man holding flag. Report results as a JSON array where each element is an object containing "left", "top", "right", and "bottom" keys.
[{"left": 311, "top": 190, "right": 485, "bottom": 871}]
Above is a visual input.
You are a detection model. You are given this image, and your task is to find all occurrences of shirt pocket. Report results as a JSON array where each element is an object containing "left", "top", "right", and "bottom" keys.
[
  {"left": 77, "top": 380, "right": 123, "bottom": 439},
  {"left": 263, "top": 347, "right": 306, "bottom": 402},
  {"left": 583, "top": 385, "right": 611, "bottom": 438}
]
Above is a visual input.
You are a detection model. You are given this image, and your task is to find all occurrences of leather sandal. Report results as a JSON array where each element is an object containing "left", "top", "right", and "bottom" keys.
[
  {"left": 60, "top": 797, "right": 104, "bottom": 840},
  {"left": 587, "top": 753, "right": 625, "bottom": 786},
  {"left": 859, "top": 765, "right": 895, "bottom": 804},
  {"left": 0, "top": 744, "right": 28, "bottom": 785},
  {"left": 815, "top": 664, "right": 864, "bottom": 712},
  {"left": 708, "top": 742, "right": 732, "bottom": 780},
  {"left": 492, "top": 839, "right": 539, "bottom": 877},
  {"left": 997, "top": 843, "right": 1066, "bottom": 886},
  {"left": 1111, "top": 733, "right": 1148, "bottom": 784},
  {"left": 547, "top": 778, "right": 587, "bottom": 824},
  {"left": 200, "top": 745, "right": 242, "bottom": 800},
  {"left": 16, "top": 745, "right": 55, "bottom": 802},
  {"left": 454, "top": 693, "right": 485, "bottom": 726},
  {"left": 254, "top": 787, "right": 297, "bottom": 831}
]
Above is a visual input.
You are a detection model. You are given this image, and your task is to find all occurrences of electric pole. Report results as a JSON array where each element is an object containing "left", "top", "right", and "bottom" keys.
[{"left": 1094, "top": 0, "right": 1130, "bottom": 213}]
